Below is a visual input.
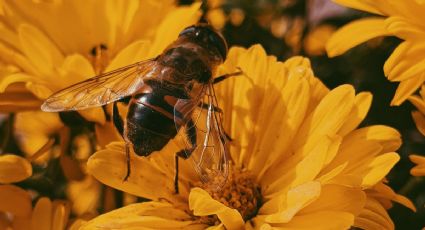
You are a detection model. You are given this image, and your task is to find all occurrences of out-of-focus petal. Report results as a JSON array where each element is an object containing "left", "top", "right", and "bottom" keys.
[
  {"left": 0, "top": 154, "right": 32, "bottom": 183},
  {"left": 0, "top": 185, "right": 31, "bottom": 217}
]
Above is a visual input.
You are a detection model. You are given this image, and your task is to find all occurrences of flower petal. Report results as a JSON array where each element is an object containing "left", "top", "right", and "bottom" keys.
[
  {"left": 299, "top": 184, "right": 366, "bottom": 216},
  {"left": 410, "top": 154, "right": 425, "bottom": 176},
  {"left": 31, "top": 197, "right": 52, "bottom": 230},
  {"left": 81, "top": 202, "right": 196, "bottom": 230},
  {"left": 148, "top": 2, "right": 201, "bottom": 57},
  {"left": 274, "top": 211, "right": 355, "bottom": 229},
  {"left": 408, "top": 94, "right": 425, "bottom": 115},
  {"left": 354, "top": 197, "right": 394, "bottom": 230},
  {"left": 333, "top": 0, "right": 384, "bottom": 15},
  {"left": 189, "top": 188, "right": 245, "bottom": 230},
  {"left": 105, "top": 40, "right": 151, "bottom": 72},
  {"left": 0, "top": 185, "right": 31, "bottom": 217},
  {"left": 344, "top": 125, "right": 401, "bottom": 153},
  {"left": 362, "top": 152, "right": 400, "bottom": 188},
  {"left": 326, "top": 17, "right": 389, "bottom": 57},
  {"left": 67, "top": 176, "right": 101, "bottom": 216},
  {"left": 391, "top": 73, "right": 425, "bottom": 106},
  {"left": 263, "top": 181, "right": 321, "bottom": 223},
  {"left": 87, "top": 142, "right": 179, "bottom": 202},
  {"left": 338, "top": 92, "right": 373, "bottom": 136},
  {"left": 411, "top": 111, "right": 425, "bottom": 136},
  {"left": 293, "top": 84, "right": 355, "bottom": 153},
  {"left": 18, "top": 23, "right": 64, "bottom": 76},
  {"left": 0, "top": 154, "right": 32, "bottom": 183}
]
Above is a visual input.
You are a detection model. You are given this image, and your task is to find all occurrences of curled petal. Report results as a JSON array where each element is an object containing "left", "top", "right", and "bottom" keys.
[{"left": 189, "top": 188, "right": 245, "bottom": 230}]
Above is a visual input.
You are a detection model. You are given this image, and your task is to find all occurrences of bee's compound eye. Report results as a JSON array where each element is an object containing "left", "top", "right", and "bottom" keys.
[
  {"left": 208, "top": 33, "right": 227, "bottom": 60},
  {"left": 179, "top": 26, "right": 196, "bottom": 37}
]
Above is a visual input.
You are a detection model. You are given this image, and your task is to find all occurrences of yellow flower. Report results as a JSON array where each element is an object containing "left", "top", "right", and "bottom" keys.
[
  {"left": 326, "top": 0, "right": 425, "bottom": 106},
  {"left": 0, "top": 0, "right": 201, "bottom": 222},
  {"left": 407, "top": 86, "right": 425, "bottom": 176},
  {"left": 82, "top": 45, "right": 413, "bottom": 229},
  {"left": 0, "top": 192, "right": 70, "bottom": 230},
  {"left": 409, "top": 155, "right": 425, "bottom": 176}
]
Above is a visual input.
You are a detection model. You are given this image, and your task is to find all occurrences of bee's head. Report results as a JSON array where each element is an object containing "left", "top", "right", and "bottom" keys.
[{"left": 179, "top": 23, "right": 228, "bottom": 60}]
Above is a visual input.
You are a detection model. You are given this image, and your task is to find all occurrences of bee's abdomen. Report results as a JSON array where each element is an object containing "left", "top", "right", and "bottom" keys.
[{"left": 126, "top": 83, "right": 184, "bottom": 156}]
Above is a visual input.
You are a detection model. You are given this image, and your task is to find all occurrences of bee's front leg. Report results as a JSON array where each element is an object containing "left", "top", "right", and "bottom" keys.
[{"left": 213, "top": 69, "right": 243, "bottom": 84}]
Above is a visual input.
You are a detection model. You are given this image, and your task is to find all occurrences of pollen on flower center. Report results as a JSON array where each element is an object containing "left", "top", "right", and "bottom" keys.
[{"left": 197, "top": 167, "right": 262, "bottom": 223}]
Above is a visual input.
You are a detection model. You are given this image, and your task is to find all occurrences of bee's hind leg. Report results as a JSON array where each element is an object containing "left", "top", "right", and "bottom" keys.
[
  {"left": 174, "top": 120, "right": 196, "bottom": 194},
  {"left": 112, "top": 101, "right": 132, "bottom": 181},
  {"left": 123, "top": 142, "right": 131, "bottom": 181}
]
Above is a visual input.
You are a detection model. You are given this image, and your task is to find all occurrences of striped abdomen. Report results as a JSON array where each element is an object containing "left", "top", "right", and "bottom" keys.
[{"left": 125, "top": 80, "right": 187, "bottom": 156}]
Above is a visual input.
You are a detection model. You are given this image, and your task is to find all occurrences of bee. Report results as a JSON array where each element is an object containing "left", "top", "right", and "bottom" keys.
[{"left": 41, "top": 23, "right": 237, "bottom": 192}]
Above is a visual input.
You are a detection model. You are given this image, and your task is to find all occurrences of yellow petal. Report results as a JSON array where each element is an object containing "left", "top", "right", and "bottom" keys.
[
  {"left": 338, "top": 92, "right": 373, "bottom": 136},
  {"left": 58, "top": 54, "right": 95, "bottom": 90},
  {"left": 354, "top": 197, "right": 394, "bottom": 230},
  {"left": 252, "top": 74, "right": 310, "bottom": 180},
  {"left": 368, "top": 183, "right": 416, "bottom": 212},
  {"left": 345, "top": 125, "right": 401, "bottom": 153},
  {"left": 95, "top": 120, "right": 123, "bottom": 148},
  {"left": 333, "top": 0, "right": 384, "bottom": 15},
  {"left": 81, "top": 202, "right": 195, "bottom": 230},
  {"left": 362, "top": 152, "right": 400, "bottom": 188},
  {"left": 408, "top": 94, "right": 425, "bottom": 115},
  {"left": 189, "top": 188, "right": 245, "bottom": 230},
  {"left": 148, "top": 2, "right": 201, "bottom": 57},
  {"left": 0, "top": 154, "right": 32, "bottom": 183},
  {"left": 385, "top": 16, "right": 425, "bottom": 41},
  {"left": 31, "top": 197, "right": 52, "bottom": 230},
  {"left": 0, "top": 73, "right": 35, "bottom": 93},
  {"left": 383, "top": 42, "right": 410, "bottom": 79},
  {"left": 264, "top": 181, "right": 321, "bottom": 223},
  {"left": 264, "top": 136, "right": 330, "bottom": 196},
  {"left": 14, "top": 111, "right": 63, "bottom": 159},
  {"left": 0, "top": 185, "right": 31, "bottom": 217},
  {"left": 66, "top": 176, "right": 101, "bottom": 216},
  {"left": 18, "top": 23, "right": 64, "bottom": 75},
  {"left": 274, "top": 210, "right": 355, "bottom": 229},
  {"left": 411, "top": 111, "right": 425, "bottom": 136},
  {"left": 391, "top": 73, "right": 425, "bottom": 106},
  {"left": 105, "top": 40, "right": 151, "bottom": 72},
  {"left": 409, "top": 154, "right": 425, "bottom": 176},
  {"left": 51, "top": 201, "right": 69, "bottom": 230},
  {"left": 87, "top": 142, "right": 179, "bottom": 202},
  {"left": 326, "top": 18, "right": 389, "bottom": 57},
  {"left": 293, "top": 84, "right": 355, "bottom": 153},
  {"left": 299, "top": 184, "right": 366, "bottom": 216},
  {"left": 409, "top": 154, "right": 425, "bottom": 164}
]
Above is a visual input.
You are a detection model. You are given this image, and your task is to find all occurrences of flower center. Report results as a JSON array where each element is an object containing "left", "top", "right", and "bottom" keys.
[{"left": 197, "top": 167, "right": 262, "bottom": 224}]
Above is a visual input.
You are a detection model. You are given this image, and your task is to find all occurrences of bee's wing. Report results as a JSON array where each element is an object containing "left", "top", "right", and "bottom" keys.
[
  {"left": 174, "top": 84, "right": 229, "bottom": 190},
  {"left": 41, "top": 59, "right": 159, "bottom": 112}
]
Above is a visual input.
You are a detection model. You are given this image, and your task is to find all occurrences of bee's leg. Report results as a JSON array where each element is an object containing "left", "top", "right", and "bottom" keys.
[
  {"left": 123, "top": 142, "right": 131, "bottom": 181},
  {"left": 174, "top": 120, "right": 196, "bottom": 194},
  {"left": 112, "top": 101, "right": 132, "bottom": 181},
  {"left": 213, "top": 70, "right": 243, "bottom": 84}
]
